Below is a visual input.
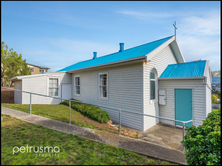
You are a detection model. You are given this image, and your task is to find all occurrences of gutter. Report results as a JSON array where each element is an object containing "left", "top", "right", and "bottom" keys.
[
  {"left": 158, "top": 76, "right": 205, "bottom": 80},
  {"left": 10, "top": 73, "right": 47, "bottom": 81},
  {"left": 63, "top": 55, "right": 146, "bottom": 73},
  {"left": 159, "top": 76, "right": 212, "bottom": 90}
]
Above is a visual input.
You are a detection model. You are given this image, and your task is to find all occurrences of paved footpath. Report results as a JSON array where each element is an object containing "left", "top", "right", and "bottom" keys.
[{"left": 1, "top": 107, "right": 186, "bottom": 165}]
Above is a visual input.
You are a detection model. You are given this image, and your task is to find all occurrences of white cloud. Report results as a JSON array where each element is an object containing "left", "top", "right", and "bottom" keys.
[
  {"left": 178, "top": 10, "right": 220, "bottom": 36},
  {"left": 47, "top": 38, "right": 117, "bottom": 58},
  {"left": 117, "top": 10, "right": 173, "bottom": 20},
  {"left": 178, "top": 35, "right": 220, "bottom": 70},
  {"left": 176, "top": 10, "right": 220, "bottom": 70},
  {"left": 22, "top": 38, "right": 118, "bottom": 72}
]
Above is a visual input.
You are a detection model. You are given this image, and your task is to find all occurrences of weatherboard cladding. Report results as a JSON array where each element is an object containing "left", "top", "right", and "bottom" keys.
[
  {"left": 143, "top": 45, "right": 178, "bottom": 131},
  {"left": 71, "top": 62, "right": 143, "bottom": 131},
  {"left": 160, "top": 60, "right": 206, "bottom": 78},
  {"left": 57, "top": 36, "right": 173, "bottom": 72},
  {"left": 20, "top": 72, "right": 71, "bottom": 104},
  {"left": 158, "top": 79, "right": 205, "bottom": 127}
]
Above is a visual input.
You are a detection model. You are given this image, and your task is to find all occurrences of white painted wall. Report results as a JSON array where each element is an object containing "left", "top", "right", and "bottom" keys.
[
  {"left": 71, "top": 62, "right": 144, "bottom": 131},
  {"left": 20, "top": 72, "right": 71, "bottom": 104},
  {"left": 206, "top": 66, "right": 212, "bottom": 116},
  {"left": 14, "top": 80, "right": 22, "bottom": 104},
  {"left": 143, "top": 45, "right": 178, "bottom": 131},
  {"left": 158, "top": 79, "right": 206, "bottom": 127},
  {"left": 61, "top": 84, "right": 72, "bottom": 101}
]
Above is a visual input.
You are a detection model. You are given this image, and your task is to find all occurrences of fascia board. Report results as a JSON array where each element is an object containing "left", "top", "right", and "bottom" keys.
[
  {"left": 10, "top": 73, "right": 47, "bottom": 81},
  {"left": 203, "top": 60, "right": 209, "bottom": 77},
  {"left": 145, "top": 36, "right": 175, "bottom": 62},
  {"left": 173, "top": 39, "right": 185, "bottom": 63},
  {"left": 27, "top": 63, "right": 50, "bottom": 69},
  {"left": 64, "top": 55, "right": 146, "bottom": 73},
  {"left": 205, "top": 60, "right": 212, "bottom": 85},
  {"left": 158, "top": 76, "right": 205, "bottom": 80}
]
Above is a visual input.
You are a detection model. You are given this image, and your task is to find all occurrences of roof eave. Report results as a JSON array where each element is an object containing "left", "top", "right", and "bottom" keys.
[
  {"left": 169, "top": 39, "right": 185, "bottom": 63},
  {"left": 10, "top": 73, "right": 47, "bottom": 81},
  {"left": 62, "top": 55, "right": 146, "bottom": 73},
  {"left": 10, "top": 77, "right": 22, "bottom": 81},
  {"left": 158, "top": 76, "right": 206, "bottom": 80},
  {"left": 27, "top": 63, "right": 50, "bottom": 69}
]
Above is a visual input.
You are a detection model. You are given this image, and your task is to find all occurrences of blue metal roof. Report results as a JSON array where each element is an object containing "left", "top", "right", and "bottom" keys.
[
  {"left": 160, "top": 60, "right": 206, "bottom": 78},
  {"left": 57, "top": 36, "right": 173, "bottom": 72}
]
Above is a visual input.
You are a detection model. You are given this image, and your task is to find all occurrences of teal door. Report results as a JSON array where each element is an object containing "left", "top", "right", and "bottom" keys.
[{"left": 175, "top": 89, "right": 192, "bottom": 127}]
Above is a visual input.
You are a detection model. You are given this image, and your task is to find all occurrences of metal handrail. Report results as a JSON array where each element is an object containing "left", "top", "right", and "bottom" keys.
[{"left": 1, "top": 86, "right": 192, "bottom": 151}]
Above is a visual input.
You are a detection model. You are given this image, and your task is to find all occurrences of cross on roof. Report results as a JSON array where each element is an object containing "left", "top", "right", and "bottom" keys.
[{"left": 173, "top": 21, "right": 177, "bottom": 39}]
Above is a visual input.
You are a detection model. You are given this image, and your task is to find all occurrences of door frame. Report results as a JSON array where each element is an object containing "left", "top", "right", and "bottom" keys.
[{"left": 174, "top": 88, "right": 194, "bottom": 127}]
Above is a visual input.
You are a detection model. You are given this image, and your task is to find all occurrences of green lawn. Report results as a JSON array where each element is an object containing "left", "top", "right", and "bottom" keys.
[
  {"left": 1, "top": 114, "right": 176, "bottom": 165},
  {"left": 1, "top": 103, "right": 112, "bottom": 132}
]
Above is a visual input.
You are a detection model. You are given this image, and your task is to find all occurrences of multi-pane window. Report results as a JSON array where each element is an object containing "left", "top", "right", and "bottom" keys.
[
  {"left": 99, "top": 74, "right": 108, "bottom": 98},
  {"left": 39, "top": 69, "right": 44, "bottom": 73},
  {"left": 150, "top": 69, "right": 156, "bottom": 100},
  {"left": 30, "top": 67, "right": 34, "bottom": 72},
  {"left": 75, "top": 76, "right": 80, "bottom": 95},
  {"left": 49, "top": 78, "right": 59, "bottom": 96}
]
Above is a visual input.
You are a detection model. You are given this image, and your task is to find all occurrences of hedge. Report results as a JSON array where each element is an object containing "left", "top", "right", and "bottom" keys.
[
  {"left": 182, "top": 108, "right": 221, "bottom": 165},
  {"left": 60, "top": 99, "right": 111, "bottom": 123}
]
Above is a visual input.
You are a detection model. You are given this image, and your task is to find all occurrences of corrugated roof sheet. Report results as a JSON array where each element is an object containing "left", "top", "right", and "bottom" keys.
[
  {"left": 160, "top": 60, "right": 206, "bottom": 78},
  {"left": 57, "top": 36, "right": 173, "bottom": 72}
]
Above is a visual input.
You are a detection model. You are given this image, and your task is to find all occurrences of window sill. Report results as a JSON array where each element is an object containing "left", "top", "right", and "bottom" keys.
[
  {"left": 48, "top": 96, "right": 59, "bottom": 99},
  {"left": 98, "top": 97, "right": 108, "bottom": 101},
  {"left": 150, "top": 100, "right": 158, "bottom": 104},
  {"left": 74, "top": 94, "right": 81, "bottom": 97}
]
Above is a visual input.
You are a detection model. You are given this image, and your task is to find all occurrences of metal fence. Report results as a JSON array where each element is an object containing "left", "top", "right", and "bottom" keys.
[{"left": 1, "top": 86, "right": 193, "bottom": 151}]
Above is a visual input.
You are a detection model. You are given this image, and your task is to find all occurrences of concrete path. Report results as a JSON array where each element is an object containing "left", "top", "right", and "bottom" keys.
[
  {"left": 141, "top": 123, "right": 186, "bottom": 151},
  {"left": 1, "top": 107, "right": 186, "bottom": 165}
]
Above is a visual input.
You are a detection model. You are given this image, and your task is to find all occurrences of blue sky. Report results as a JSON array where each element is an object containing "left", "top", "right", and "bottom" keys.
[{"left": 1, "top": 1, "right": 220, "bottom": 72}]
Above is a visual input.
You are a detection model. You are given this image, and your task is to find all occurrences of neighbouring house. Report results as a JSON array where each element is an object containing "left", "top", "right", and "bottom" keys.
[
  {"left": 11, "top": 35, "right": 212, "bottom": 131},
  {"left": 212, "top": 77, "right": 221, "bottom": 91},
  {"left": 27, "top": 63, "right": 50, "bottom": 75}
]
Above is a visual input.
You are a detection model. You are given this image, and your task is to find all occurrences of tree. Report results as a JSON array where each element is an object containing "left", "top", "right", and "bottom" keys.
[
  {"left": 1, "top": 42, "right": 11, "bottom": 86},
  {"left": 211, "top": 70, "right": 221, "bottom": 77},
  {"left": 1, "top": 41, "right": 31, "bottom": 87}
]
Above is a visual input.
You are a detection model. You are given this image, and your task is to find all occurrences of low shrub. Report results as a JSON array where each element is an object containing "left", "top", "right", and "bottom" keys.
[
  {"left": 60, "top": 99, "right": 111, "bottom": 123},
  {"left": 182, "top": 108, "right": 221, "bottom": 165}
]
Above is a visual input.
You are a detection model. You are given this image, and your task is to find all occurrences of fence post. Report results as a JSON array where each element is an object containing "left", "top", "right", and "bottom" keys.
[
  {"left": 182, "top": 122, "right": 185, "bottom": 152},
  {"left": 119, "top": 110, "right": 121, "bottom": 136},
  {"left": 69, "top": 100, "right": 71, "bottom": 124},
  {"left": 30, "top": 93, "right": 32, "bottom": 114}
]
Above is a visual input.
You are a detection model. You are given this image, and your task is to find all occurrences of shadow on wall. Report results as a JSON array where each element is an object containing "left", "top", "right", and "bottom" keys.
[{"left": 1, "top": 88, "right": 14, "bottom": 103}]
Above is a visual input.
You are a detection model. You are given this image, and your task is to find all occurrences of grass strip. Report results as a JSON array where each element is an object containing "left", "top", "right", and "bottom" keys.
[{"left": 1, "top": 114, "right": 176, "bottom": 165}]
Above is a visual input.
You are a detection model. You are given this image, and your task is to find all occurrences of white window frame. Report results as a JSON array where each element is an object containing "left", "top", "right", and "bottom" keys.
[
  {"left": 74, "top": 75, "right": 80, "bottom": 96},
  {"left": 30, "top": 67, "right": 34, "bottom": 72},
  {"left": 39, "top": 69, "right": 44, "bottom": 73},
  {"left": 47, "top": 77, "right": 60, "bottom": 97},
  {"left": 98, "top": 72, "right": 108, "bottom": 100},
  {"left": 150, "top": 68, "right": 158, "bottom": 102}
]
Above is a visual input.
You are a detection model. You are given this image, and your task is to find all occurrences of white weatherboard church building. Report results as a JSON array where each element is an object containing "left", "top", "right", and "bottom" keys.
[{"left": 11, "top": 35, "right": 212, "bottom": 131}]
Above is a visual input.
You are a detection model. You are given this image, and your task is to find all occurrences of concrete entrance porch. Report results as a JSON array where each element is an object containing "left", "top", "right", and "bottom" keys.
[{"left": 139, "top": 123, "right": 187, "bottom": 151}]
